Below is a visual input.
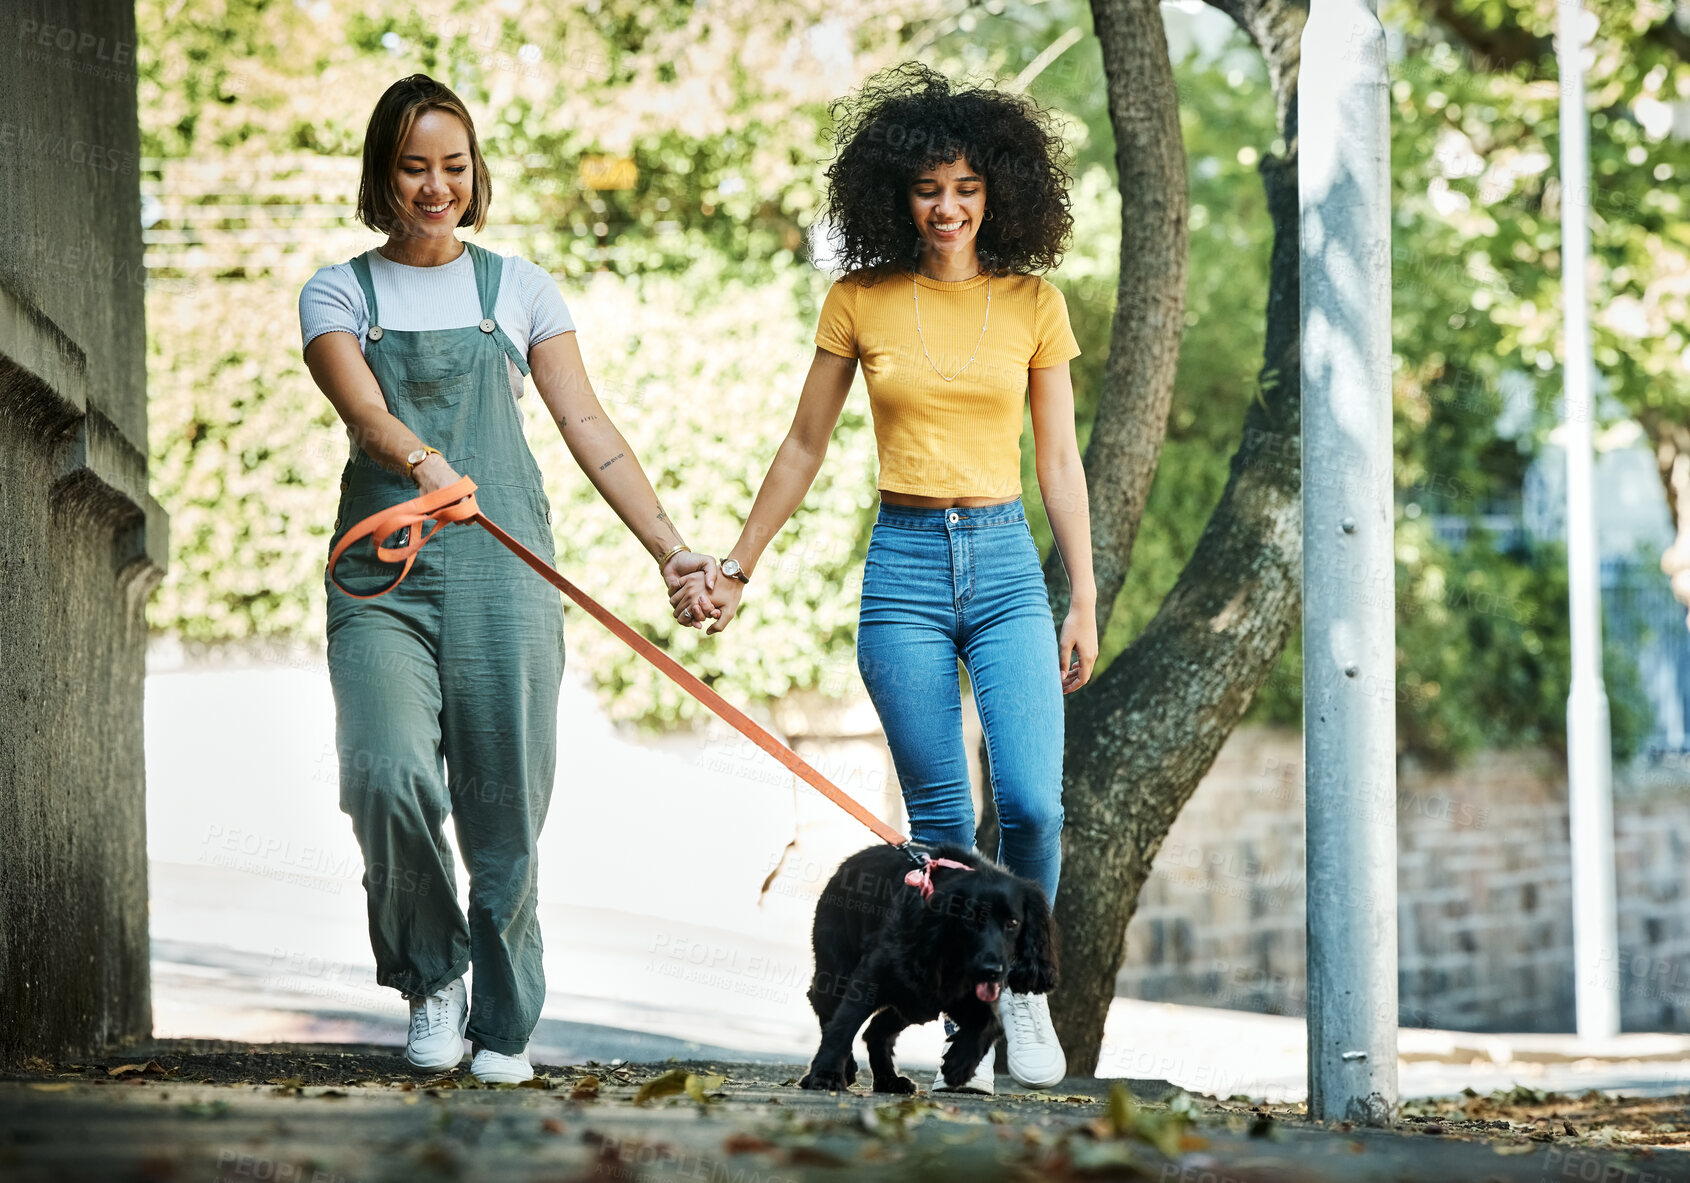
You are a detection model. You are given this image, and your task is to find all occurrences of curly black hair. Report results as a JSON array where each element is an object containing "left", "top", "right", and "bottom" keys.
[{"left": 818, "top": 62, "right": 1074, "bottom": 282}]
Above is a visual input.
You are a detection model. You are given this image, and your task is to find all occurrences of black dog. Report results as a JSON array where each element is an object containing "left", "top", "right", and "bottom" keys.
[{"left": 797, "top": 842, "right": 1057, "bottom": 1093}]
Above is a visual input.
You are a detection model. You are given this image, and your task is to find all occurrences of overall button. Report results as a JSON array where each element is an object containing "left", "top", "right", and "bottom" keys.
[
  {"left": 479, "top": 318, "right": 496, "bottom": 333},
  {"left": 366, "top": 325, "right": 383, "bottom": 341}
]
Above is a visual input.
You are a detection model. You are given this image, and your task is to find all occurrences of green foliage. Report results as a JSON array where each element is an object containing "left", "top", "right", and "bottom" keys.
[
  {"left": 1252, "top": 524, "right": 1653, "bottom": 765},
  {"left": 523, "top": 262, "right": 879, "bottom": 725},
  {"left": 147, "top": 279, "right": 346, "bottom": 639}
]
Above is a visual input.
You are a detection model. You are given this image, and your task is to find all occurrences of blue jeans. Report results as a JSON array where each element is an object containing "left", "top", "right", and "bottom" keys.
[{"left": 856, "top": 499, "right": 1065, "bottom": 903}]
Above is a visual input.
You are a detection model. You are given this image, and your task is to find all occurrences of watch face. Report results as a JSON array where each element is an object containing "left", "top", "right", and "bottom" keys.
[{"left": 407, "top": 449, "right": 428, "bottom": 465}]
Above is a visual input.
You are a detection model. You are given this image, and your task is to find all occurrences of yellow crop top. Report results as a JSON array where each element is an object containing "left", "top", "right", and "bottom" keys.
[{"left": 814, "top": 270, "right": 1082, "bottom": 499}]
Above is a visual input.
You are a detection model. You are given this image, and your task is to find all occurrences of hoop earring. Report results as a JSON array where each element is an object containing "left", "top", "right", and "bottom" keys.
[{"left": 985, "top": 207, "right": 995, "bottom": 221}]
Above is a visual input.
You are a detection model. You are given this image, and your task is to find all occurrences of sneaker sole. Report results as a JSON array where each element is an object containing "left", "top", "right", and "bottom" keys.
[
  {"left": 1006, "top": 1067, "right": 1065, "bottom": 1090},
  {"left": 405, "top": 1049, "right": 466, "bottom": 1072}
]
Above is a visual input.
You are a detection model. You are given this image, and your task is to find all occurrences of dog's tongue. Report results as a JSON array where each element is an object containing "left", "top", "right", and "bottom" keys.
[{"left": 975, "top": 982, "right": 1001, "bottom": 1003}]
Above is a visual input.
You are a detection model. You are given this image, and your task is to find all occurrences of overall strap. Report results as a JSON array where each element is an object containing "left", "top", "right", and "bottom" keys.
[
  {"left": 347, "top": 251, "right": 381, "bottom": 330},
  {"left": 464, "top": 242, "right": 531, "bottom": 377}
]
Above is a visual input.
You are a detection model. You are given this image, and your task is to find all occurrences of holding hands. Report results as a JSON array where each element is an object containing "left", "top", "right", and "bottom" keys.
[
  {"left": 668, "top": 558, "right": 743, "bottom": 635},
  {"left": 660, "top": 549, "right": 725, "bottom": 630}
]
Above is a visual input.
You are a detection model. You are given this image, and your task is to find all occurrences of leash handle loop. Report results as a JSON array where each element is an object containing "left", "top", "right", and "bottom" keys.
[{"left": 327, "top": 476, "right": 481, "bottom": 600}]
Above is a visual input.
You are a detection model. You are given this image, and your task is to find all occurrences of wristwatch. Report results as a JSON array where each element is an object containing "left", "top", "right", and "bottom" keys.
[
  {"left": 721, "top": 557, "right": 750, "bottom": 584},
  {"left": 405, "top": 446, "right": 441, "bottom": 480}
]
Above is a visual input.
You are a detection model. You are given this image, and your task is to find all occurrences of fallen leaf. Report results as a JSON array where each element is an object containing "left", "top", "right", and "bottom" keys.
[
  {"left": 517, "top": 1076, "right": 552, "bottom": 1090},
  {"left": 108, "top": 1061, "right": 167, "bottom": 1078},
  {"left": 266, "top": 1077, "right": 305, "bottom": 1089},
  {"left": 1099, "top": 1084, "right": 1192, "bottom": 1157},
  {"left": 686, "top": 1073, "right": 727, "bottom": 1105},
  {"left": 634, "top": 1069, "right": 691, "bottom": 1106},
  {"left": 723, "top": 1133, "right": 775, "bottom": 1154},
  {"left": 571, "top": 1075, "right": 601, "bottom": 1101}
]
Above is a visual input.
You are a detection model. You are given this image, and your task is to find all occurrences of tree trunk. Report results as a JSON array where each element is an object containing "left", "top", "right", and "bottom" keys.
[
  {"left": 1052, "top": 0, "right": 1307, "bottom": 1072},
  {"left": 1048, "top": 0, "right": 1191, "bottom": 626}
]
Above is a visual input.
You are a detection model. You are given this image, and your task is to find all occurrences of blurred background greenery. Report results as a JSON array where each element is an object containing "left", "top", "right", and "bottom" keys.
[{"left": 139, "top": 0, "right": 1688, "bottom": 765}]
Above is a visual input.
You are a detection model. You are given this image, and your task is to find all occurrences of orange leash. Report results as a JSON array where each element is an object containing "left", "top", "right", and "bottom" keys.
[{"left": 329, "top": 476, "right": 912, "bottom": 850}]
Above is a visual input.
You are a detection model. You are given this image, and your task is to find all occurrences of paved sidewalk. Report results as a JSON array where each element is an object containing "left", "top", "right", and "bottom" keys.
[
  {"left": 7, "top": 1042, "right": 1690, "bottom": 1183},
  {"left": 143, "top": 657, "right": 1690, "bottom": 1109}
]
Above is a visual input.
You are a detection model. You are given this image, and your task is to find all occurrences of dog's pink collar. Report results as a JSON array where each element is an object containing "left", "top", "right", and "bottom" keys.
[{"left": 904, "top": 856, "right": 973, "bottom": 900}]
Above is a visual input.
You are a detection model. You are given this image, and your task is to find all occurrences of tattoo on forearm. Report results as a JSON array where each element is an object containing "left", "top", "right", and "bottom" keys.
[
  {"left": 655, "top": 505, "right": 678, "bottom": 538},
  {"left": 598, "top": 452, "right": 625, "bottom": 471}
]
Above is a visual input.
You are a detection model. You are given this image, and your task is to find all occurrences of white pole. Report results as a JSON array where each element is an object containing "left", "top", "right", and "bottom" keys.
[
  {"left": 1299, "top": 0, "right": 1398, "bottom": 1125},
  {"left": 1557, "top": 0, "right": 1620, "bottom": 1042}
]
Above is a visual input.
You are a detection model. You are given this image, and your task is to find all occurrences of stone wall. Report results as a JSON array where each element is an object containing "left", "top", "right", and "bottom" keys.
[
  {"left": 0, "top": 2, "right": 167, "bottom": 1065},
  {"left": 1117, "top": 726, "right": 1690, "bottom": 1033}
]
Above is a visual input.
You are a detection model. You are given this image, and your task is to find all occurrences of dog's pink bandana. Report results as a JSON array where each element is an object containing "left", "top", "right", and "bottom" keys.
[{"left": 904, "top": 856, "right": 974, "bottom": 900}]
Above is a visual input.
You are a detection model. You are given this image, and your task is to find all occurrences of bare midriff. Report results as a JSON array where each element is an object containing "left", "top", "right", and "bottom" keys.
[{"left": 878, "top": 489, "right": 1020, "bottom": 509}]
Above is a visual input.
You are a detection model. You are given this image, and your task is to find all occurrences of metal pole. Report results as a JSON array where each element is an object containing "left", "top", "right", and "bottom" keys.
[
  {"left": 1557, "top": 0, "right": 1620, "bottom": 1041},
  {"left": 1300, "top": 0, "right": 1397, "bottom": 1126}
]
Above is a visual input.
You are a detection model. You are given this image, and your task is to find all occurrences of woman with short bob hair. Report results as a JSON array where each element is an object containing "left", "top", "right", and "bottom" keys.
[
  {"left": 299, "top": 74, "right": 716, "bottom": 1085},
  {"left": 673, "top": 62, "right": 1097, "bottom": 1094}
]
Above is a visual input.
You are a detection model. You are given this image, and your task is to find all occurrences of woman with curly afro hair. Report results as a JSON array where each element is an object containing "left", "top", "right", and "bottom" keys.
[{"left": 671, "top": 63, "right": 1096, "bottom": 1094}]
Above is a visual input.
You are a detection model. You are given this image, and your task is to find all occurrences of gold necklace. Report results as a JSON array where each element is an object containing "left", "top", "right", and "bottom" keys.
[{"left": 913, "top": 274, "right": 992, "bottom": 382}]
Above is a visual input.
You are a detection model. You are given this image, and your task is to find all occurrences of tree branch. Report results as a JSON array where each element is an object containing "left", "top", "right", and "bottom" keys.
[
  {"left": 1049, "top": 0, "right": 1190, "bottom": 630},
  {"left": 1050, "top": 0, "right": 1307, "bottom": 1071}
]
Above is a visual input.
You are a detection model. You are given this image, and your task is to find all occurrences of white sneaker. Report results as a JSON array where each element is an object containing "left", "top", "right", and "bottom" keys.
[
  {"left": 932, "top": 1054, "right": 995, "bottom": 1095},
  {"left": 403, "top": 978, "right": 467, "bottom": 1071},
  {"left": 998, "top": 988, "right": 1066, "bottom": 1089},
  {"left": 470, "top": 1046, "right": 533, "bottom": 1084}
]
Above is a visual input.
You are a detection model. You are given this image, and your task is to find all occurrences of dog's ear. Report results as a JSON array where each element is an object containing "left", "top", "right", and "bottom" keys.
[{"left": 1008, "top": 883, "right": 1058, "bottom": 994}]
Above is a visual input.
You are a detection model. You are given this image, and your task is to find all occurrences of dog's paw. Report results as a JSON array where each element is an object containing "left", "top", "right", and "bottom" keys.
[
  {"left": 872, "top": 1074, "right": 917, "bottom": 1094},
  {"left": 798, "top": 1071, "right": 849, "bottom": 1092}
]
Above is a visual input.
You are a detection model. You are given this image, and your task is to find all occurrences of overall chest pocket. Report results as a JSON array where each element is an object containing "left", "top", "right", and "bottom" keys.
[{"left": 397, "top": 372, "right": 476, "bottom": 462}]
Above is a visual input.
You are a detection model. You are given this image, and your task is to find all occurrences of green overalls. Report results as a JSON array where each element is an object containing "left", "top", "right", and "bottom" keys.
[{"left": 324, "top": 241, "right": 565, "bottom": 1056}]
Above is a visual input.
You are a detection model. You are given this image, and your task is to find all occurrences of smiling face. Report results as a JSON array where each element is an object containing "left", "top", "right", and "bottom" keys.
[
  {"left": 391, "top": 108, "right": 474, "bottom": 241},
  {"left": 907, "top": 155, "right": 986, "bottom": 268}
]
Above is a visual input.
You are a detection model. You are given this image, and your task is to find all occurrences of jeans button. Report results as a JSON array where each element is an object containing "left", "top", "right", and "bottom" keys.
[{"left": 948, "top": 511, "right": 959, "bottom": 524}]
